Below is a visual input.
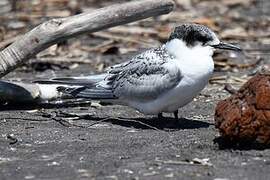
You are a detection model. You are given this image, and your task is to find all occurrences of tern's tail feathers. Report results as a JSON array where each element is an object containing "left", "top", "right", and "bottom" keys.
[
  {"left": 57, "top": 86, "right": 116, "bottom": 99},
  {"left": 35, "top": 74, "right": 116, "bottom": 100},
  {"left": 34, "top": 74, "right": 107, "bottom": 87}
]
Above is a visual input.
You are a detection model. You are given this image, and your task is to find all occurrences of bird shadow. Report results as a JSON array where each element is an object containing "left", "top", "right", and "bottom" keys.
[
  {"left": 213, "top": 137, "right": 270, "bottom": 150},
  {"left": 90, "top": 116, "right": 211, "bottom": 131},
  {"left": 0, "top": 103, "right": 211, "bottom": 131}
]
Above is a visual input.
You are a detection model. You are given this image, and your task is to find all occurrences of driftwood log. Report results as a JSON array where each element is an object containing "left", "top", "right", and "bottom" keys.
[{"left": 0, "top": 0, "right": 174, "bottom": 106}]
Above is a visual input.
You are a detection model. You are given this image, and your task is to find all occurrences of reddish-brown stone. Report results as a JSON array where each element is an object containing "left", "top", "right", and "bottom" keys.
[{"left": 215, "top": 73, "right": 270, "bottom": 146}]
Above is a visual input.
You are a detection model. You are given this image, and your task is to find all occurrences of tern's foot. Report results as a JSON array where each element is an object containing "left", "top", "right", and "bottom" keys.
[
  {"left": 158, "top": 113, "right": 164, "bottom": 119},
  {"left": 173, "top": 110, "right": 179, "bottom": 120}
]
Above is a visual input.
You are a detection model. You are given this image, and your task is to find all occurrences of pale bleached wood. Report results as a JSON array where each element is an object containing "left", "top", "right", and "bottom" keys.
[{"left": 0, "top": 0, "right": 174, "bottom": 78}]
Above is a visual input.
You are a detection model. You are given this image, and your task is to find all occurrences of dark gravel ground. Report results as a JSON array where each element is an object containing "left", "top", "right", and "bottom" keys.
[
  {"left": 1, "top": 0, "right": 270, "bottom": 179},
  {"left": 1, "top": 82, "right": 270, "bottom": 180}
]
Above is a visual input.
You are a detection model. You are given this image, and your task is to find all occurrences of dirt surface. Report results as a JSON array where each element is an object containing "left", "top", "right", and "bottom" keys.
[{"left": 1, "top": 0, "right": 270, "bottom": 179}]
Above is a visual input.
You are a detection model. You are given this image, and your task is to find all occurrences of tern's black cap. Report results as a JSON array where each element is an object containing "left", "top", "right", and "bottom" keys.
[{"left": 168, "top": 24, "right": 215, "bottom": 46}]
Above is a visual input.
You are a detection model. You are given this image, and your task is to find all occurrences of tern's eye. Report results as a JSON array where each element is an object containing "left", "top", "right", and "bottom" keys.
[{"left": 197, "top": 35, "right": 210, "bottom": 45}]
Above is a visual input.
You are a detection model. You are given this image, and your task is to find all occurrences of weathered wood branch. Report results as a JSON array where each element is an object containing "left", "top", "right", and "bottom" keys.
[{"left": 0, "top": 0, "right": 174, "bottom": 78}]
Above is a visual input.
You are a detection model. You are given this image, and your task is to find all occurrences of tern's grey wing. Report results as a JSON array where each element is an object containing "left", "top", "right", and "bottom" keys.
[
  {"left": 106, "top": 46, "right": 182, "bottom": 100},
  {"left": 56, "top": 46, "right": 182, "bottom": 100}
]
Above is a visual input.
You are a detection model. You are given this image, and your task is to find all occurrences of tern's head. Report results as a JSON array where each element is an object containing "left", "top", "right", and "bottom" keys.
[{"left": 168, "top": 24, "right": 241, "bottom": 51}]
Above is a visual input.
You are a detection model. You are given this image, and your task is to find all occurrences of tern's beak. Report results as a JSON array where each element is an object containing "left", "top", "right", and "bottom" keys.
[{"left": 211, "top": 42, "right": 242, "bottom": 51}]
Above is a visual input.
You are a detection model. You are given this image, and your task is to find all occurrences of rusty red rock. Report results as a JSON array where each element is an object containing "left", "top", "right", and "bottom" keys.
[{"left": 215, "top": 73, "right": 270, "bottom": 146}]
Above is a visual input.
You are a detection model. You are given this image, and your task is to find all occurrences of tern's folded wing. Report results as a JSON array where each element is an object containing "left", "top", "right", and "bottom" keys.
[{"left": 107, "top": 46, "right": 182, "bottom": 100}]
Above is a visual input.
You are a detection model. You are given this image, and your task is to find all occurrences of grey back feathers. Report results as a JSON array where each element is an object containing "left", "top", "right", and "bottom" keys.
[
  {"left": 168, "top": 24, "right": 215, "bottom": 46},
  {"left": 107, "top": 46, "right": 182, "bottom": 100}
]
